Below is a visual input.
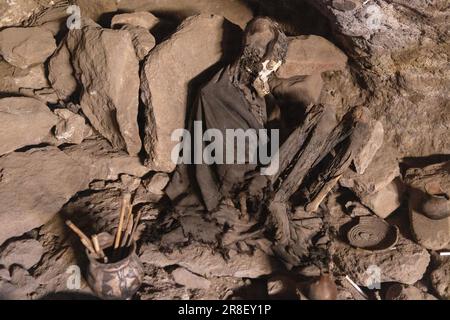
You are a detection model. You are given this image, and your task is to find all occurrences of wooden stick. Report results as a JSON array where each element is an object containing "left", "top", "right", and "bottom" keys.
[
  {"left": 66, "top": 220, "right": 96, "bottom": 254},
  {"left": 126, "top": 210, "right": 143, "bottom": 247},
  {"left": 120, "top": 201, "right": 134, "bottom": 248},
  {"left": 91, "top": 234, "right": 108, "bottom": 263},
  {"left": 120, "top": 215, "right": 133, "bottom": 248},
  {"left": 114, "top": 193, "right": 131, "bottom": 250}
]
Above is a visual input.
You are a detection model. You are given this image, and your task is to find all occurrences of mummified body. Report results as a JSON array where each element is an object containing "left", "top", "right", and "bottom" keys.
[{"left": 165, "top": 17, "right": 377, "bottom": 268}]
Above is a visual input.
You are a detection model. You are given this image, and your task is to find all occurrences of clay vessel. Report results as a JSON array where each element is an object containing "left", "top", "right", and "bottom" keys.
[{"left": 86, "top": 242, "right": 144, "bottom": 300}]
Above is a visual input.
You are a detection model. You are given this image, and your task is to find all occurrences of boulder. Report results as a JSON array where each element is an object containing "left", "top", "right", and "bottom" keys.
[
  {"left": 332, "top": 236, "right": 430, "bottom": 286},
  {"left": 54, "top": 109, "right": 92, "bottom": 145},
  {"left": 430, "top": 259, "right": 450, "bottom": 300},
  {"left": 0, "top": 27, "right": 56, "bottom": 69},
  {"left": 111, "top": 11, "right": 160, "bottom": 30},
  {"left": 0, "top": 147, "right": 89, "bottom": 245},
  {"left": 352, "top": 120, "right": 384, "bottom": 175},
  {"left": 340, "top": 143, "right": 400, "bottom": 198},
  {"left": 48, "top": 40, "right": 78, "bottom": 102},
  {"left": 385, "top": 284, "right": 437, "bottom": 300},
  {"left": 0, "top": 60, "right": 50, "bottom": 94},
  {"left": 0, "top": 97, "right": 58, "bottom": 156},
  {"left": 140, "top": 242, "right": 277, "bottom": 279},
  {"left": 0, "top": 0, "right": 41, "bottom": 28},
  {"left": 277, "top": 35, "right": 348, "bottom": 78},
  {"left": 141, "top": 14, "right": 240, "bottom": 172},
  {"left": 121, "top": 25, "right": 155, "bottom": 61},
  {"left": 360, "top": 178, "right": 405, "bottom": 219},
  {"left": 62, "top": 136, "right": 150, "bottom": 181},
  {"left": 171, "top": 267, "right": 211, "bottom": 290},
  {"left": 117, "top": 0, "right": 253, "bottom": 29},
  {"left": 0, "top": 239, "right": 44, "bottom": 270},
  {"left": 73, "top": 0, "right": 118, "bottom": 22},
  {"left": 66, "top": 21, "right": 142, "bottom": 155}
]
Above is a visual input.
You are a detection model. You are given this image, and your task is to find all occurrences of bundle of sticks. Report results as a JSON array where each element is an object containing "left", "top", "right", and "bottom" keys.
[{"left": 66, "top": 192, "right": 142, "bottom": 263}]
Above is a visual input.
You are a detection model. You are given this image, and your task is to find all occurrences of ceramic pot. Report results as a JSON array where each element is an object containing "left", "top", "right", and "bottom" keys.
[{"left": 86, "top": 242, "right": 143, "bottom": 300}]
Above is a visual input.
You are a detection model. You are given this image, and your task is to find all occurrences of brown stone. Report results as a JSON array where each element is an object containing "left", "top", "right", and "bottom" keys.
[
  {"left": 0, "top": 97, "right": 57, "bottom": 156},
  {"left": 0, "top": 147, "right": 89, "bottom": 245},
  {"left": 277, "top": 35, "right": 347, "bottom": 77},
  {"left": 48, "top": 40, "right": 78, "bottom": 102},
  {"left": 0, "top": 26, "right": 56, "bottom": 69},
  {"left": 66, "top": 21, "right": 142, "bottom": 155},
  {"left": 111, "top": 11, "right": 159, "bottom": 30},
  {"left": 360, "top": 178, "right": 405, "bottom": 219}
]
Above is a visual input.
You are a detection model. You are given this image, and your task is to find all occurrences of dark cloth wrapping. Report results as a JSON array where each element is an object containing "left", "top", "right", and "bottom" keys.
[{"left": 166, "top": 66, "right": 268, "bottom": 212}]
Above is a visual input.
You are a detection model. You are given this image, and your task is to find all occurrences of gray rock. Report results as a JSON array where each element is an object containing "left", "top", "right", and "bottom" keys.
[
  {"left": 171, "top": 267, "right": 211, "bottom": 290},
  {"left": 360, "top": 178, "right": 405, "bottom": 219},
  {"left": 48, "top": 40, "right": 78, "bottom": 102},
  {"left": 431, "top": 260, "right": 450, "bottom": 300},
  {"left": 140, "top": 242, "right": 277, "bottom": 279},
  {"left": 332, "top": 236, "right": 430, "bottom": 286},
  {"left": 0, "top": 26, "right": 56, "bottom": 69},
  {"left": 67, "top": 21, "right": 141, "bottom": 155},
  {"left": 121, "top": 25, "right": 155, "bottom": 60},
  {"left": 54, "top": 109, "right": 91, "bottom": 145},
  {"left": 62, "top": 136, "right": 150, "bottom": 181},
  {"left": 0, "top": 147, "right": 89, "bottom": 245},
  {"left": 141, "top": 14, "right": 239, "bottom": 172},
  {"left": 277, "top": 35, "right": 347, "bottom": 77},
  {"left": 111, "top": 11, "right": 159, "bottom": 30},
  {"left": 0, "top": 239, "right": 44, "bottom": 270},
  {"left": 0, "top": 97, "right": 58, "bottom": 156}
]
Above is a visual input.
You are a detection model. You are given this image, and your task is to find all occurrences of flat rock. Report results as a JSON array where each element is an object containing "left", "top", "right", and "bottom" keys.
[
  {"left": 0, "top": 147, "right": 89, "bottom": 245},
  {"left": 62, "top": 136, "right": 150, "bottom": 181},
  {"left": 121, "top": 25, "right": 155, "bottom": 61},
  {"left": 277, "top": 35, "right": 347, "bottom": 77},
  {"left": 67, "top": 21, "right": 141, "bottom": 155},
  {"left": 361, "top": 178, "right": 405, "bottom": 219},
  {"left": 141, "top": 14, "right": 239, "bottom": 172},
  {"left": 385, "top": 284, "right": 438, "bottom": 300},
  {"left": 54, "top": 109, "right": 91, "bottom": 145},
  {"left": 0, "top": 60, "right": 50, "bottom": 94},
  {"left": 73, "top": 0, "right": 118, "bottom": 22},
  {"left": 430, "top": 259, "right": 450, "bottom": 299},
  {"left": 341, "top": 143, "right": 400, "bottom": 198},
  {"left": 0, "top": 97, "right": 58, "bottom": 156},
  {"left": 171, "top": 267, "right": 211, "bottom": 290},
  {"left": 0, "top": 26, "right": 56, "bottom": 69},
  {"left": 332, "top": 236, "right": 430, "bottom": 286},
  {"left": 48, "top": 40, "right": 78, "bottom": 102},
  {"left": 0, "top": 239, "right": 44, "bottom": 270},
  {"left": 111, "top": 11, "right": 160, "bottom": 29},
  {"left": 353, "top": 120, "right": 384, "bottom": 174},
  {"left": 140, "top": 242, "right": 277, "bottom": 279},
  {"left": 117, "top": 0, "right": 253, "bottom": 29}
]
